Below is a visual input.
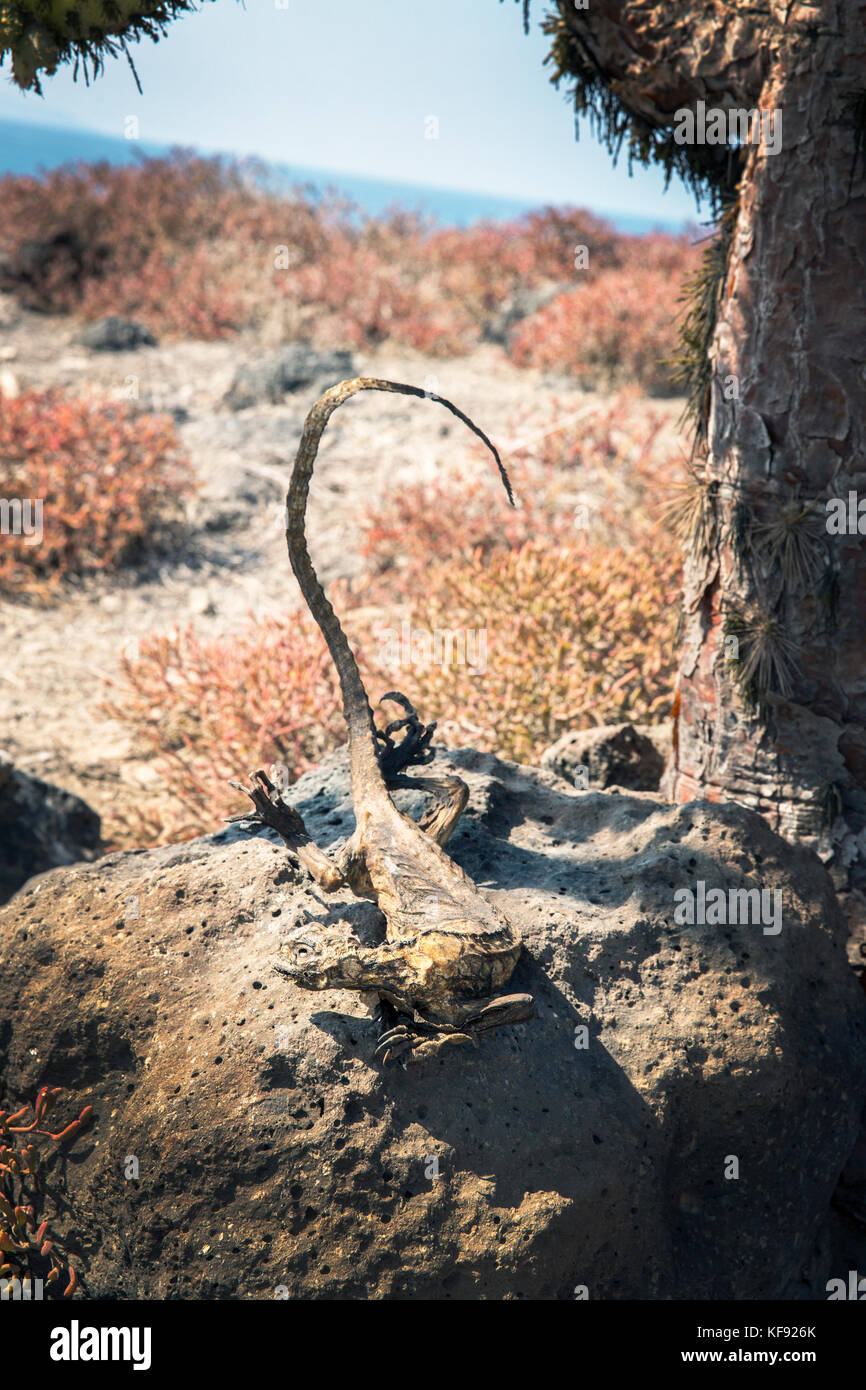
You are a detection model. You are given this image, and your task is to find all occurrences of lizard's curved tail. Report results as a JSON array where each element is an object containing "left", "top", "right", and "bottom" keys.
[{"left": 286, "top": 377, "right": 513, "bottom": 806}]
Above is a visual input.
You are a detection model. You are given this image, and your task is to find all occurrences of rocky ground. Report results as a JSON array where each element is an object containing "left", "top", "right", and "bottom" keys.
[
  {"left": 0, "top": 296, "right": 683, "bottom": 850},
  {"left": 3, "top": 302, "right": 866, "bottom": 1302},
  {"left": 2, "top": 748, "right": 865, "bottom": 1299}
]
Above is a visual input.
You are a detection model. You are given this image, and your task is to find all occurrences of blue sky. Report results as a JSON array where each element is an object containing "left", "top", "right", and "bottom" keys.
[{"left": 0, "top": 0, "right": 701, "bottom": 224}]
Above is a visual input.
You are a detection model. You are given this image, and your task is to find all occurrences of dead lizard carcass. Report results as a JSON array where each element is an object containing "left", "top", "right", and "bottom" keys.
[{"left": 230, "top": 377, "right": 533, "bottom": 1065}]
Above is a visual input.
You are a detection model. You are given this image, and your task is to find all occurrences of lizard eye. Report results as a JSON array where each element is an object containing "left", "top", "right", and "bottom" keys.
[{"left": 283, "top": 927, "right": 318, "bottom": 960}]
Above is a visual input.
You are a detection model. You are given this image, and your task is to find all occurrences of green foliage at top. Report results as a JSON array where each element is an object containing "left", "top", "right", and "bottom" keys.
[
  {"left": 535, "top": 8, "right": 749, "bottom": 443},
  {"left": 0, "top": 0, "right": 210, "bottom": 91},
  {"left": 540, "top": 10, "right": 743, "bottom": 215}
]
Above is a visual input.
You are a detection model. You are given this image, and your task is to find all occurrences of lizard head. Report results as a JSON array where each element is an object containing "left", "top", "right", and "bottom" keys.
[{"left": 272, "top": 925, "right": 358, "bottom": 992}]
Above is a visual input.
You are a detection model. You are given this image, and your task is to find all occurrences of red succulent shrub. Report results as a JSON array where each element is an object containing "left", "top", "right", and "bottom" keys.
[
  {"left": 0, "top": 154, "right": 701, "bottom": 365},
  {"left": 104, "top": 397, "right": 682, "bottom": 842},
  {"left": 102, "top": 601, "right": 372, "bottom": 837},
  {"left": 0, "top": 389, "right": 195, "bottom": 597},
  {"left": 508, "top": 237, "right": 703, "bottom": 393}
]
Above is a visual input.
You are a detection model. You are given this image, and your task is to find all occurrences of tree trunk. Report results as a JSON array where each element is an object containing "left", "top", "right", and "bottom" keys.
[{"left": 551, "top": 1, "right": 866, "bottom": 937}]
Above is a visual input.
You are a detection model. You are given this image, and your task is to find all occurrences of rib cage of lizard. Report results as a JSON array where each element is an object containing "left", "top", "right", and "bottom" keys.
[{"left": 230, "top": 377, "right": 533, "bottom": 1065}]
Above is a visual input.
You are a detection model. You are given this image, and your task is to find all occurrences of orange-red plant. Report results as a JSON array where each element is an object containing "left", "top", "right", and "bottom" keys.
[
  {"left": 0, "top": 389, "right": 195, "bottom": 597},
  {"left": 0, "top": 1088, "right": 92, "bottom": 1298},
  {"left": 363, "top": 535, "right": 680, "bottom": 765},
  {"left": 0, "top": 152, "right": 288, "bottom": 338},
  {"left": 509, "top": 239, "right": 703, "bottom": 393},
  {"left": 102, "top": 608, "right": 367, "bottom": 837},
  {"left": 0, "top": 153, "right": 701, "bottom": 362}
]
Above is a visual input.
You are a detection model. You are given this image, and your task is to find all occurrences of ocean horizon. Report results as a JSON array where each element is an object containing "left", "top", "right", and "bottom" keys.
[{"left": 0, "top": 115, "right": 691, "bottom": 236}]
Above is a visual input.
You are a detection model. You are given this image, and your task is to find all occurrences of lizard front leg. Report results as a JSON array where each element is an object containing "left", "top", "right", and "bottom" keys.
[
  {"left": 374, "top": 994, "right": 533, "bottom": 1066},
  {"left": 370, "top": 996, "right": 468, "bottom": 1067}
]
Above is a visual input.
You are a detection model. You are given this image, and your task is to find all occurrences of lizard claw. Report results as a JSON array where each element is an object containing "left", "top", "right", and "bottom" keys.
[
  {"left": 374, "top": 1026, "right": 417, "bottom": 1066},
  {"left": 376, "top": 692, "right": 436, "bottom": 777},
  {"left": 374, "top": 1022, "right": 474, "bottom": 1067}
]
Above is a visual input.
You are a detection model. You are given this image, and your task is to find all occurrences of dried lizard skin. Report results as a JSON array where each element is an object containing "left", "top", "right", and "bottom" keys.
[{"left": 231, "top": 378, "right": 533, "bottom": 1064}]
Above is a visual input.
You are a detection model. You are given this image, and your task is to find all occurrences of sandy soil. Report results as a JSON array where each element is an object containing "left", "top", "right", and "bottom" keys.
[{"left": 0, "top": 296, "right": 685, "bottom": 846}]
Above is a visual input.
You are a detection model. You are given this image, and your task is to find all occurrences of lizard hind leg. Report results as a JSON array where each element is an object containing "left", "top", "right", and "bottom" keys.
[
  {"left": 375, "top": 691, "right": 469, "bottom": 847},
  {"left": 375, "top": 691, "right": 436, "bottom": 777},
  {"left": 385, "top": 772, "right": 469, "bottom": 848},
  {"left": 228, "top": 769, "right": 345, "bottom": 892}
]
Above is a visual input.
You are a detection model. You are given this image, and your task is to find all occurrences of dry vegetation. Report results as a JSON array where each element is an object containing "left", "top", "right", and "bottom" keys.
[
  {"left": 0, "top": 153, "right": 692, "bottom": 842},
  {"left": 0, "top": 151, "right": 699, "bottom": 385},
  {"left": 0, "top": 389, "right": 195, "bottom": 598},
  {"left": 103, "top": 396, "right": 681, "bottom": 837}
]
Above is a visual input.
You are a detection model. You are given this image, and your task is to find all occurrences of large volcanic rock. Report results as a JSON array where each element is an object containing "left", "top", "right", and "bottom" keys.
[
  {"left": 0, "top": 754, "right": 101, "bottom": 905},
  {"left": 542, "top": 721, "right": 671, "bottom": 792},
  {"left": 76, "top": 317, "right": 158, "bottom": 352},
  {"left": 222, "top": 346, "right": 356, "bottom": 411},
  {"left": 0, "top": 748, "right": 864, "bottom": 1300}
]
